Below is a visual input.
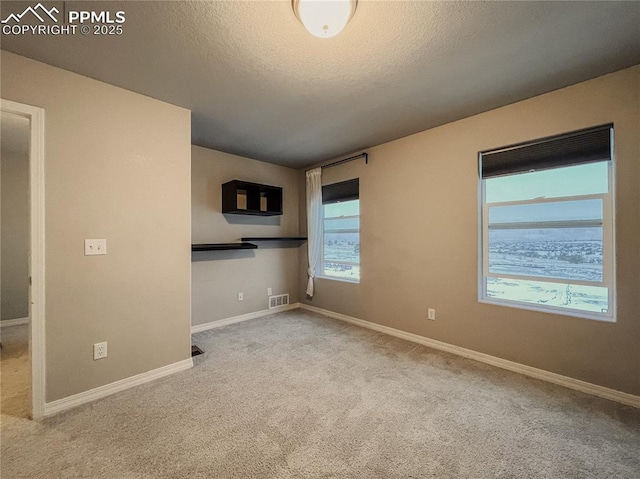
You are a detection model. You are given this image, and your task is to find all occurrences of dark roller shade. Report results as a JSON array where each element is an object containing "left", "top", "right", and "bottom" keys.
[
  {"left": 322, "top": 178, "right": 359, "bottom": 204},
  {"left": 480, "top": 124, "right": 612, "bottom": 179}
]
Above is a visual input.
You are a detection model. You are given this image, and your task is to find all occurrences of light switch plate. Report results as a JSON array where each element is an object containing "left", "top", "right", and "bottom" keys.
[{"left": 85, "top": 239, "right": 107, "bottom": 256}]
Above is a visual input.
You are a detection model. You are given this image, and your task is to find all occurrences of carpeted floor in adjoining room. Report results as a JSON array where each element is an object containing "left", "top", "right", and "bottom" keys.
[
  {"left": 0, "top": 324, "right": 31, "bottom": 420},
  {"left": 1, "top": 310, "right": 639, "bottom": 478}
]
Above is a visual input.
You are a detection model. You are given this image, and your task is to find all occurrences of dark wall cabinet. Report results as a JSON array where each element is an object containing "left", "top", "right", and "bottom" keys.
[{"left": 222, "top": 180, "right": 283, "bottom": 216}]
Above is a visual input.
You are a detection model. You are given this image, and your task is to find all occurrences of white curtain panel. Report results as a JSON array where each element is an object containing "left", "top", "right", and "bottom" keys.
[{"left": 306, "top": 168, "right": 323, "bottom": 298}]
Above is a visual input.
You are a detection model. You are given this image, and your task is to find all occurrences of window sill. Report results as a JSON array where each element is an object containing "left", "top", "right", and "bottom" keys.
[
  {"left": 316, "top": 275, "right": 360, "bottom": 284},
  {"left": 478, "top": 297, "right": 615, "bottom": 323}
]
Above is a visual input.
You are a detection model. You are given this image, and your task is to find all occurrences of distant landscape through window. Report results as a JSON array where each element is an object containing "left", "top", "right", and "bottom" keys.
[{"left": 322, "top": 199, "right": 360, "bottom": 281}]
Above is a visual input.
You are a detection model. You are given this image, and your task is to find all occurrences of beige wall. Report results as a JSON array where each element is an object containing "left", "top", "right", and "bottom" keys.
[
  {"left": 1, "top": 113, "right": 30, "bottom": 321},
  {"left": 192, "top": 146, "right": 300, "bottom": 326},
  {"left": 1, "top": 51, "right": 192, "bottom": 402},
  {"left": 300, "top": 66, "right": 640, "bottom": 396}
]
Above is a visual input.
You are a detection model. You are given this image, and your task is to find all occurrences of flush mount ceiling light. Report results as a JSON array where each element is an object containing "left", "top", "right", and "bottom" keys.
[{"left": 292, "top": 0, "right": 358, "bottom": 38}]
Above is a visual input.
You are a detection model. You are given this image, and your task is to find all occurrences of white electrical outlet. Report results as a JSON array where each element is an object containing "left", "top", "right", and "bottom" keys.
[
  {"left": 237, "top": 292, "right": 244, "bottom": 301},
  {"left": 267, "top": 287, "right": 272, "bottom": 296},
  {"left": 428, "top": 308, "right": 436, "bottom": 321},
  {"left": 93, "top": 341, "right": 107, "bottom": 360},
  {"left": 85, "top": 239, "right": 107, "bottom": 256}
]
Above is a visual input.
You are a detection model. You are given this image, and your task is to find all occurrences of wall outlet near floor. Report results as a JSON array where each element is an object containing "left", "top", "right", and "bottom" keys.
[
  {"left": 237, "top": 292, "right": 244, "bottom": 301},
  {"left": 93, "top": 341, "right": 107, "bottom": 360},
  {"left": 267, "top": 287, "right": 272, "bottom": 296},
  {"left": 427, "top": 308, "right": 436, "bottom": 321}
]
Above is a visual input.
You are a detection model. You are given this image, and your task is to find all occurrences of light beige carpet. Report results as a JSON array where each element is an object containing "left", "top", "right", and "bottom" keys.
[
  {"left": 0, "top": 324, "right": 30, "bottom": 420},
  {"left": 1, "top": 310, "right": 639, "bottom": 478}
]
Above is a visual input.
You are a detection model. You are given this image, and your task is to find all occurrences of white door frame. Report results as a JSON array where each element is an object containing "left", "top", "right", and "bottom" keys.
[{"left": 1, "top": 99, "right": 46, "bottom": 420}]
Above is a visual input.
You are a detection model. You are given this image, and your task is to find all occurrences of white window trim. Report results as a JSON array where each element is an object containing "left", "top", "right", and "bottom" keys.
[
  {"left": 316, "top": 274, "right": 360, "bottom": 284},
  {"left": 478, "top": 142, "right": 616, "bottom": 322}
]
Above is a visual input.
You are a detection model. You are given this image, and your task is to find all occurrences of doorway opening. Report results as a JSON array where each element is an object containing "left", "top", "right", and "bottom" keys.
[{"left": 0, "top": 100, "right": 45, "bottom": 420}]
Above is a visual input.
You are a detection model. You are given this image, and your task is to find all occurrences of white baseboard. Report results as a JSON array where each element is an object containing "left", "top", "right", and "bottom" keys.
[
  {"left": 1, "top": 317, "right": 29, "bottom": 327},
  {"left": 44, "top": 358, "right": 193, "bottom": 417},
  {"left": 191, "top": 302, "right": 301, "bottom": 334},
  {"left": 299, "top": 303, "right": 640, "bottom": 408}
]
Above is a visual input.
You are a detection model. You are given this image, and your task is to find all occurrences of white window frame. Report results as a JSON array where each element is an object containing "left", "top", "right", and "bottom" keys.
[
  {"left": 478, "top": 137, "right": 616, "bottom": 322},
  {"left": 319, "top": 199, "right": 360, "bottom": 283}
]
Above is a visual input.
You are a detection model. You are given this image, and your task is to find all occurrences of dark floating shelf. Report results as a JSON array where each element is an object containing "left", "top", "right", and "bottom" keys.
[
  {"left": 191, "top": 242, "right": 257, "bottom": 252},
  {"left": 240, "top": 237, "right": 307, "bottom": 241}
]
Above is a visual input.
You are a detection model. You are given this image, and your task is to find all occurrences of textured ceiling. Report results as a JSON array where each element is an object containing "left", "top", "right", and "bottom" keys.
[{"left": 1, "top": 1, "right": 639, "bottom": 168}]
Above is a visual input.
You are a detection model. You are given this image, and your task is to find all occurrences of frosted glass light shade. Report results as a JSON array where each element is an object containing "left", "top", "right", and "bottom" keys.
[{"left": 293, "top": 0, "right": 357, "bottom": 38}]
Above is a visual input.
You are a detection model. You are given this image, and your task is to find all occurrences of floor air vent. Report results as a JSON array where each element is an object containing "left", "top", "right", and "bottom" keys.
[{"left": 269, "top": 294, "right": 289, "bottom": 309}]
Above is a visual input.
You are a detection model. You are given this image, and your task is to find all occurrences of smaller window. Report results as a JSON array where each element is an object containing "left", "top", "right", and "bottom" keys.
[{"left": 321, "top": 179, "right": 360, "bottom": 282}]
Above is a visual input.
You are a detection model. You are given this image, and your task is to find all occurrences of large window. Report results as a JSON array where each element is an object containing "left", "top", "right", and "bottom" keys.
[
  {"left": 479, "top": 125, "right": 615, "bottom": 321},
  {"left": 321, "top": 179, "right": 360, "bottom": 282}
]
